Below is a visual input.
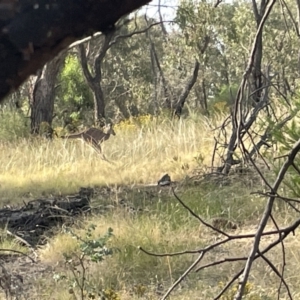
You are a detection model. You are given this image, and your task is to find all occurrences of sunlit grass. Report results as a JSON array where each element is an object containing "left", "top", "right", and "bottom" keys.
[
  {"left": 1, "top": 112, "right": 300, "bottom": 299},
  {"left": 0, "top": 116, "right": 215, "bottom": 203},
  {"left": 0, "top": 228, "right": 29, "bottom": 254}
]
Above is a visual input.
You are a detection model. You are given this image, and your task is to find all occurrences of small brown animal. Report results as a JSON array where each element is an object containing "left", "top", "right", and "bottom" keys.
[
  {"left": 62, "top": 124, "right": 116, "bottom": 156},
  {"left": 211, "top": 217, "right": 238, "bottom": 230}
]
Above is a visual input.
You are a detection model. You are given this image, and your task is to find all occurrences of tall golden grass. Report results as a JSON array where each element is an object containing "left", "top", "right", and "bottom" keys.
[{"left": 0, "top": 116, "right": 216, "bottom": 202}]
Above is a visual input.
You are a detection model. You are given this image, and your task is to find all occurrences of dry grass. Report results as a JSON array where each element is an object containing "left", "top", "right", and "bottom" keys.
[
  {"left": 0, "top": 228, "right": 29, "bottom": 254},
  {"left": 36, "top": 193, "right": 300, "bottom": 300},
  {"left": 0, "top": 117, "right": 214, "bottom": 203},
  {"left": 1, "top": 113, "right": 300, "bottom": 299}
]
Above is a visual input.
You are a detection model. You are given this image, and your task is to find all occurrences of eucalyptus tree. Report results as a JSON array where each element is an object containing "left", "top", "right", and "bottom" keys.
[
  {"left": 217, "top": 0, "right": 300, "bottom": 173},
  {"left": 102, "top": 16, "right": 162, "bottom": 118},
  {"left": 29, "top": 52, "right": 66, "bottom": 134},
  {"left": 174, "top": 0, "right": 240, "bottom": 113}
]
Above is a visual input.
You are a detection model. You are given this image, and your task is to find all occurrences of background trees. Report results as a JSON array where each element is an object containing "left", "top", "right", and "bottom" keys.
[{"left": 2, "top": 0, "right": 298, "bottom": 134}]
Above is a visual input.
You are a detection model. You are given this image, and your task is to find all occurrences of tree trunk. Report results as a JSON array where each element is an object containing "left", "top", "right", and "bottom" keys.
[
  {"left": 149, "top": 39, "right": 172, "bottom": 111},
  {"left": 201, "top": 79, "right": 208, "bottom": 113},
  {"left": 92, "top": 81, "right": 106, "bottom": 123},
  {"left": 250, "top": 0, "right": 265, "bottom": 105},
  {"left": 30, "top": 53, "right": 65, "bottom": 134},
  {"left": 174, "top": 60, "right": 200, "bottom": 118},
  {"left": 78, "top": 33, "right": 113, "bottom": 125}
]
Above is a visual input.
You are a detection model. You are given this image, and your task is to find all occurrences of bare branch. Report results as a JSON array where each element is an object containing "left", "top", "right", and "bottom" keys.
[
  {"left": 234, "top": 138, "right": 300, "bottom": 300},
  {"left": 269, "top": 214, "right": 289, "bottom": 299},
  {"left": 109, "top": 20, "right": 171, "bottom": 48},
  {"left": 214, "top": 270, "right": 244, "bottom": 300},
  {"left": 259, "top": 252, "right": 292, "bottom": 299},
  {"left": 172, "top": 188, "right": 229, "bottom": 236},
  {"left": 161, "top": 253, "right": 205, "bottom": 300},
  {"left": 0, "top": 249, "right": 35, "bottom": 263}
]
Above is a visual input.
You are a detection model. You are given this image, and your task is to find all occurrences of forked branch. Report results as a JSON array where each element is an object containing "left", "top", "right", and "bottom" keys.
[
  {"left": 140, "top": 157, "right": 300, "bottom": 299},
  {"left": 234, "top": 138, "right": 300, "bottom": 300}
]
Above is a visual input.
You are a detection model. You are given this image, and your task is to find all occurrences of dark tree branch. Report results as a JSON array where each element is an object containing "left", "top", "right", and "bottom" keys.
[
  {"left": 78, "top": 44, "right": 94, "bottom": 83},
  {"left": 0, "top": 0, "right": 150, "bottom": 102},
  {"left": 172, "top": 188, "right": 229, "bottom": 236},
  {"left": 214, "top": 270, "right": 244, "bottom": 300},
  {"left": 109, "top": 20, "right": 170, "bottom": 48},
  {"left": 158, "top": 0, "right": 168, "bottom": 37},
  {"left": 161, "top": 252, "right": 205, "bottom": 300},
  {"left": 220, "top": 0, "right": 276, "bottom": 175},
  {"left": 94, "top": 33, "right": 114, "bottom": 82},
  {"left": 141, "top": 196, "right": 300, "bottom": 300},
  {"left": 234, "top": 138, "right": 300, "bottom": 300},
  {"left": 259, "top": 252, "right": 292, "bottom": 299},
  {"left": 269, "top": 214, "right": 289, "bottom": 299}
]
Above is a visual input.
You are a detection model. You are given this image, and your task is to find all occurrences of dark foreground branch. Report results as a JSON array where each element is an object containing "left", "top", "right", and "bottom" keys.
[
  {"left": 139, "top": 183, "right": 300, "bottom": 299},
  {"left": 0, "top": 0, "right": 150, "bottom": 102},
  {"left": 234, "top": 138, "right": 300, "bottom": 300}
]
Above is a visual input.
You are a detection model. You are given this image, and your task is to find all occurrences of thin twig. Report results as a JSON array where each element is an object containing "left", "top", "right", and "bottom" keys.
[
  {"left": 172, "top": 188, "right": 229, "bottom": 236},
  {"left": 251, "top": 191, "right": 300, "bottom": 204},
  {"left": 214, "top": 269, "right": 244, "bottom": 300},
  {"left": 269, "top": 214, "right": 289, "bottom": 300},
  {"left": 139, "top": 220, "right": 300, "bottom": 258},
  {"left": 161, "top": 252, "right": 204, "bottom": 300},
  {"left": 215, "top": 216, "right": 300, "bottom": 299},
  {"left": 259, "top": 251, "right": 292, "bottom": 299},
  {"left": 0, "top": 248, "right": 35, "bottom": 263}
]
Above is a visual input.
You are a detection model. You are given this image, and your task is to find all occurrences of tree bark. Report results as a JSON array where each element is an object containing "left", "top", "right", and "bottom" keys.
[
  {"left": 250, "top": 0, "right": 265, "bottom": 105},
  {"left": 30, "top": 53, "right": 65, "bottom": 134},
  {"left": 0, "top": 0, "right": 150, "bottom": 102},
  {"left": 78, "top": 33, "right": 114, "bottom": 124},
  {"left": 149, "top": 39, "right": 172, "bottom": 110},
  {"left": 174, "top": 60, "right": 200, "bottom": 118},
  {"left": 92, "top": 82, "right": 106, "bottom": 123}
]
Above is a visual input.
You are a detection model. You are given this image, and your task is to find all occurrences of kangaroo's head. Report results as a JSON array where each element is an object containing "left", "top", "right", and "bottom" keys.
[{"left": 105, "top": 123, "right": 116, "bottom": 136}]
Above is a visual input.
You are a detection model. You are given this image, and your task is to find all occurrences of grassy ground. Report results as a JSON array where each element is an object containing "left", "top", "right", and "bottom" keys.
[
  {"left": 35, "top": 182, "right": 300, "bottom": 300},
  {"left": 0, "top": 116, "right": 213, "bottom": 203},
  {"left": 0, "top": 113, "right": 300, "bottom": 299}
]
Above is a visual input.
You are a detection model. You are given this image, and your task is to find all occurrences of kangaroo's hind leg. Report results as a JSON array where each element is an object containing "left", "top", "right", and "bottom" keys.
[{"left": 91, "top": 140, "right": 115, "bottom": 164}]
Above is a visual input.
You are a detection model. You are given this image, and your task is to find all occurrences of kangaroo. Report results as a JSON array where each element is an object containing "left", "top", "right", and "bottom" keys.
[{"left": 62, "top": 124, "right": 116, "bottom": 160}]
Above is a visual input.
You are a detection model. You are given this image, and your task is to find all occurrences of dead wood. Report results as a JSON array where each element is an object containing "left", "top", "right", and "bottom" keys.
[{"left": 0, "top": 188, "right": 93, "bottom": 247}]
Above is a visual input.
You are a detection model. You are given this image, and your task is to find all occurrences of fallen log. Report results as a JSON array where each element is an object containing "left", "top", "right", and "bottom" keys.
[{"left": 0, "top": 188, "right": 93, "bottom": 247}]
